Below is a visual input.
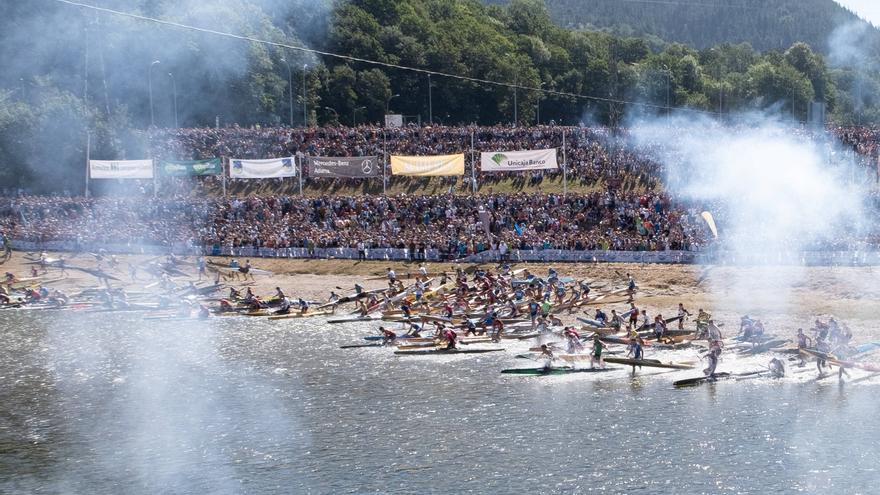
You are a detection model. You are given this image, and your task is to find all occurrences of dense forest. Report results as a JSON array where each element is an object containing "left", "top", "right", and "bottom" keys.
[
  {"left": 1, "top": 0, "right": 880, "bottom": 190},
  {"left": 487, "top": 0, "right": 880, "bottom": 53}
]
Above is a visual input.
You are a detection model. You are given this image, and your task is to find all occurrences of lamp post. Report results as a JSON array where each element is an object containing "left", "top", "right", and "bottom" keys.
[
  {"left": 324, "top": 106, "right": 338, "bottom": 124},
  {"left": 302, "top": 64, "right": 308, "bottom": 127},
  {"left": 352, "top": 106, "right": 366, "bottom": 126},
  {"left": 148, "top": 60, "right": 160, "bottom": 127},
  {"left": 167, "top": 72, "right": 178, "bottom": 128},
  {"left": 513, "top": 76, "right": 518, "bottom": 126},
  {"left": 427, "top": 73, "right": 433, "bottom": 124},
  {"left": 281, "top": 57, "right": 293, "bottom": 126},
  {"left": 386, "top": 93, "right": 400, "bottom": 114},
  {"left": 536, "top": 82, "right": 545, "bottom": 125},
  {"left": 661, "top": 64, "right": 671, "bottom": 122}
]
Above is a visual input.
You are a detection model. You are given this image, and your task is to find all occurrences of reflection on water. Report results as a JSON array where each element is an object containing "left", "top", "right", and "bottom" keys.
[{"left": 0, "top": 311, "right": 878, "bottom": 494}]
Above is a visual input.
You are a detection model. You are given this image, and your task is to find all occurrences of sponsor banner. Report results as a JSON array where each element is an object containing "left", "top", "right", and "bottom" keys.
[
  {"left": 480, "top": 148, "right": 558, "bottom": 172},
  {"left": 160, "top": 158, "right": 222, "bottom": 177},
  {"left": 89, "top": 160, "right": 154, "bottom": 179},
  {"left": 230, "top": 157, "right": 297, "bottom": 179},
  {"left": 307, "top": 156, "right": 379, "bottom": 178},
  {"left": 390, "top": 154, "right": 464, "bottom": 176}
]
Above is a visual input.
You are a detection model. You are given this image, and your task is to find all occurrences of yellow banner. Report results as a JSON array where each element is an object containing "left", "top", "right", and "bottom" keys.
[{"left": 390, "top": 154, "right": 465, "bottom": 176}]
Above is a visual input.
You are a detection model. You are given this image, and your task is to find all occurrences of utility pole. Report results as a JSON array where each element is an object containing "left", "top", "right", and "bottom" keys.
[
  {"left": 428, "top": 73, "right": 433, "bottom": 124},
  {"left": 148, "top": 60, "right": 160, "bottom": 127},
  {"left": 302, "top": 64, "right": 308, "bottom": 127}
]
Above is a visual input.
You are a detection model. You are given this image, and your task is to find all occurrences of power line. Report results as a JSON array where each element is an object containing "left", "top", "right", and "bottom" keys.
[{"left": 50, "top": 0, "right": 721, "bottom": 117}]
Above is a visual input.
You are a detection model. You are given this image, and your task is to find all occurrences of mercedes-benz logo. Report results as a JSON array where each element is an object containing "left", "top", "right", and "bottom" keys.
[{"left": 361, "top": 159, "right": 373, "bottom": 174}]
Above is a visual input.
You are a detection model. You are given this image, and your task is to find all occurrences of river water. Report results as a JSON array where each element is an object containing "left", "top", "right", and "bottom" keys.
[{"left": 1, "top": 311, "right": 878, "bottom": 494}]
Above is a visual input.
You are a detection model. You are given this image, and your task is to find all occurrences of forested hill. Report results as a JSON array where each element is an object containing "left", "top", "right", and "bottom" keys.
[{"left": 486, "top": 0, "right": 875, "bottom": 53}]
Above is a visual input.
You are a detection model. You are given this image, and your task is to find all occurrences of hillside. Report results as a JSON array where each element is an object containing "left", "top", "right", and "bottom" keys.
[{"left": 487, "top": 0, "right": 876, "bottom": 53}]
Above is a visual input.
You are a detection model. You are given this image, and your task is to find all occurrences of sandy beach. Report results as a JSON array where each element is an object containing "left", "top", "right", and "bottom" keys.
[{"left": 5, "top": 250, "right": 879, "bottom": 342}]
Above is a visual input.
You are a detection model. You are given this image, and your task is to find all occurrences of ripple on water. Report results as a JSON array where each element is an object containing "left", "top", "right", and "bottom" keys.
[{"left": 0, "top": 311, "right": 879, "bottom": 494}]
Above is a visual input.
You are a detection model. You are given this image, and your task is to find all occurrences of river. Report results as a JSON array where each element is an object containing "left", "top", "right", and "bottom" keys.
[{"left": 0, "top": 311, "right": 877, "bottom": 494}]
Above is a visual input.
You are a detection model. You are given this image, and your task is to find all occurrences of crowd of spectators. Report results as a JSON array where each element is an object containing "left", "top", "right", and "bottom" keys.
[
  {"left": 0, "top": 190, "right": 708, "bottom": 258},
  {"left": 4, "top": 123, "right": 880, "bottom": 258},
  {"left": 145, "top": 124, "right": 664, "bottom": 190}
]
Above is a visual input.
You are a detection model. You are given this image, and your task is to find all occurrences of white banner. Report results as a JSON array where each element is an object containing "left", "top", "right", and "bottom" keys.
[
  {"left": 89, "top": 160, "right": 154, "bottom": 179},
  {"left": 480, "top": 148, "right": 558, "bottom": 172},
  {"left": 229, "top": 157, "right": 297, "bottom": 179}
]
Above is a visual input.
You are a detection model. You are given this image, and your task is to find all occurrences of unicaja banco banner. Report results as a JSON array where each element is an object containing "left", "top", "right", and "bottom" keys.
[{"left": 480, "top": 148, "right": 558, "bottom": 172}]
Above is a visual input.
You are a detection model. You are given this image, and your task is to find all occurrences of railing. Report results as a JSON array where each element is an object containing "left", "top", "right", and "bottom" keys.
[{"left": 13, "top": 238, "right": 880, "bottom": 266}]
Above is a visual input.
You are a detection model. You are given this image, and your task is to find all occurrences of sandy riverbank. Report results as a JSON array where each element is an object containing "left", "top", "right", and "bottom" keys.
[{"left": 3, "top": 250, "right": 878, "bottom": 341}]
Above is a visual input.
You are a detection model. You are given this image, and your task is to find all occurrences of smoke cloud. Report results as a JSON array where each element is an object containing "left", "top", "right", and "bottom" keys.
[{"left": 629, "top": 114, "right": 867, "bottom": 311}]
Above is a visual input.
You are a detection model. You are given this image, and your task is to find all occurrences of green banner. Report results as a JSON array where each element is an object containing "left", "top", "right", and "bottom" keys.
[{"left": 160, "top": 158, "right": 222, "bottom": 176}]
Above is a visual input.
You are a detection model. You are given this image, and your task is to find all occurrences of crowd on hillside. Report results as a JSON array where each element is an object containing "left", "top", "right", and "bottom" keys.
[
  {"left": 145, "top": 125, "right": 666, "bottom": 188},
  {"left": 4, "top": 123, "right": 880, "bottom": 258},
  {"left": 0, "top": 191, "right": 709, "bottom": 257}
]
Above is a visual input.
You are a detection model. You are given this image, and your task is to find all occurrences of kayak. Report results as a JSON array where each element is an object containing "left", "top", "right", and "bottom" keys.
[
  {"left": 603, "top": 357, "right": 694, "bottom": 370},
  {"left": 267, "top": 309, "right": 333, "bottom": 320},
  {"left": 394, "top": 348, "right": 504, "bottom": 356},
  {"left": 674, "top": 373, "right": 732, "bottom": 387},
  {"left": 501, "top": 367, "right": 619, "bottom": 376},
  {"left": 329, "top": 315, "right": 381, "bottom": 324},
  {"left": 339, "top": 343, "right": 384, "bottom": 349}
]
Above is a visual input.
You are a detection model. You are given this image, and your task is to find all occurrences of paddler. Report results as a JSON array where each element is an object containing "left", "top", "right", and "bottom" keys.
[
  {"left": 695, "top": 309, "right": 711, "bottom": 339},
  {"left": 627, "top": 336, "right": 645, "bottom": 362},
  {"left": 768, "top": 357, "right": 785, "bottom": 378},
  {"left": 704, "top": 320, "right": 724, "bottom": 377},
  {"left": 626, "top": 273, "right": 637, "bottom": 302},
  {"left": 229, "top": 287, "right": 242, "bottom": 300},
  {"left": 274, "top": 297, "right": 292, "bottom": 315},
  {"left": 563, "top": 327, "right": 583, "bottom": 354},
  {"left": 628, "top": 303, "right": 639, "bottom": 330},
  {"left": 528, "top": 299, "right": 540, "bottom": 329},
  {"left": 443, "top": 326, "right": 458, "bottom": 350},
  {"left": 539, "top": 344, "right": 555, "bottom": 368},
  {"left": 590, "top": 335, "right": 608, "bottom": 369},
  {"left": 796, "top": 328, "right": 811, "bottom": 366},
  {"left": 540, "top": 299, "right": 551, "bottom": 318},
  {"left": 653, "top": 314, "right": 667, "bottom": 342},
  {"left": 400, "top": 299, "right": 412, "bottom": 319},
  {"left": 198, "top": 304, "right": 211, "bottom": 319},
  {"left": 243, "top": 287, "right": 255, "bottom": 304},
  {"left": 297, "top": 298, "right": 310, "bottom": 315},
  {"left": 677, "top": 303, "right": 691, "bottom": 330},
  {"left": 594, "top": 308, "right": 607, "bottom": 325},
  {"left": 274, "top": 287, "right": 286, "bottom": 300},
  {"left": 379, "top": 326, "right": 397, "bottom": 345},
  {"left": 609, "top": 309, "right": 624, "bottom": 333},
  {"left": 491, "top": 319, "right": 505, "bottom": 342},
  {"left": 219, "top": 299, "right": 235, "bottom": 313},
  {"left": 463, "top": 319, "right": 478, "bottom": 337},
  {"left": 386, "top": 267, "right": 397, "bottom": 288}
]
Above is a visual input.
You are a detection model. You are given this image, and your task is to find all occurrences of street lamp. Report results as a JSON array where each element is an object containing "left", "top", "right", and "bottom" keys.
[
  {"left": 661, "top": 64, "right": 671, "bottom": 121},
  {"left": 324, "top": 106, "right": 339, "bottom": 124},
  {"left": 352, "top": 106, "right": 366, "bottom": 126},
  {"left": 427, "top": 74, "right": 433, "bottom": 124},
  {"left": 386, "top": 93, "right": 400, "bottom": 113},
  {"left": 148, "top": 60, "right": 160, "bottom": 127},
  {"left": 302, "top": 64, "right": 308, "bottom": 127},
  {"left": 167, "top": 72, "right": 178, "bottom": 128},
  {"left": 536, "top": 81, "right": 545, "bottom": 125},
  {"left": 281, "top": 57, "right": 293, "bottom": 126}
]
